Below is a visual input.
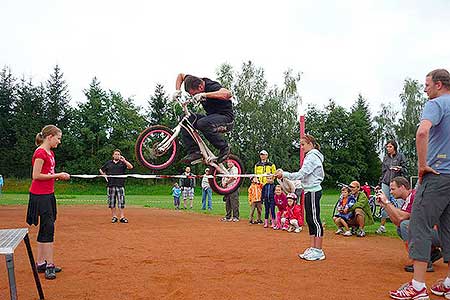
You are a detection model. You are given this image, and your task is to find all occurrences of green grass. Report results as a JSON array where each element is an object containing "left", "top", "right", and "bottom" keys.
[{"left": 0, "top": 188, "right": 398, "bottom": 237}]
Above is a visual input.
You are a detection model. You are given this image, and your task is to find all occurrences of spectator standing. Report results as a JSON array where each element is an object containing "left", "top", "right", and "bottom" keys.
[
  {"left": 377, "top": 140, "right": 407, "bottom": 234},
  {"left": 390, "top": 69, "right": 450, "bottom": 299},
  {"left": 172, "top": 182, "right": 181, "bottom": 210},
  {"left": 248, "top": 176, "right": 263, "bottom": 224},
  {"left": 261, "top": 176, "right": 276, "bottom": 228},
  {"left": 201, "top": 168, "right": 213, "bottom": 210},
  {"left": 179, "top": 166, "right": 195, "bottom": 209},
  {"left": 0, "top": 175, "right": 3, "bottom": 195},
  {"left": 99, "top": 149, "right": 133, "bottom": 223},
  {"left": 221, "top": 161, "right": 240, "bottom": 222},
  {"left": 254, "top": 150, "right": 276, "bottom": 186}
]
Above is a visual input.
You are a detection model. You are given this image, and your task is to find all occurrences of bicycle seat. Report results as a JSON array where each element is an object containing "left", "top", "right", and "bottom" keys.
[{"left": 216, "top": 122, "right": 234, "bottom": 133}]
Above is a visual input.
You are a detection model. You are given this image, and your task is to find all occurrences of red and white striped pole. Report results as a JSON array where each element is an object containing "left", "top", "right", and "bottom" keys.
[{"left": 298, "top": 98, "right": 305, "bottom": 226}]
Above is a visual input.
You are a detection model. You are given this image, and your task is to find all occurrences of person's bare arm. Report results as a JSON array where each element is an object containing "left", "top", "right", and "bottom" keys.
[
  {"left": 203, "top": 88, "right": 232, "bottom": 100},
  {"left": 175, "top": 73, "right": 185, "bottom": 90}
]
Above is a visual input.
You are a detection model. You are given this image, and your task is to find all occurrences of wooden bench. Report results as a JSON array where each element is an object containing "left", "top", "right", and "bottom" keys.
[{"left": 0, "top": 228, "right": 45, "bottom": 300}]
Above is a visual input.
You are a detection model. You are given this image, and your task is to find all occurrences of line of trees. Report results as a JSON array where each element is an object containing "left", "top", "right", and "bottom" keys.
[{"left": 0, "top": 63, "right": 426, "bottom": 187}]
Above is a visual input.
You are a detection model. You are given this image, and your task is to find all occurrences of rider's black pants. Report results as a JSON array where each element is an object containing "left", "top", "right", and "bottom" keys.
[{"left": 181, "top": 113, "right": 233, "bottom": 153}]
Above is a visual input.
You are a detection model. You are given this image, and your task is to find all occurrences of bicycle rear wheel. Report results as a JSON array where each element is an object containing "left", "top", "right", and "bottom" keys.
[
  {"left": 135, "top": 125, "right": 178, "bottom": 170},
  {"left": 209, "top": 154, "right": 244, "bottom": 195}
]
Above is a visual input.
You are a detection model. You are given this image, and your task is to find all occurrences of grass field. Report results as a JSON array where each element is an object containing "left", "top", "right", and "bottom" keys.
[{"left": 0, "top": 178, "right": 399, "bottom": 237}]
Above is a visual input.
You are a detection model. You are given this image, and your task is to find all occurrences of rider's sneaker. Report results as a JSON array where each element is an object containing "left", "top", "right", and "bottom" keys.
[
  {"left": 430, "top": 279, "right": 450, "bottom": 297},
  {"left": 389, "top": 281, "right": 429, "bottom": 300},
  {"left": 217, "top": 146, "right": 230, "bottom": 163},
  {"left": 181, "top": 152, "right": 202, "bottom": 164}
]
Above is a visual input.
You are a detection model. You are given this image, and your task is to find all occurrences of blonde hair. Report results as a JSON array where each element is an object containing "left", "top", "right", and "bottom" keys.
[{"left": 35, "top": 125, "right": 61, "bottom": 146}]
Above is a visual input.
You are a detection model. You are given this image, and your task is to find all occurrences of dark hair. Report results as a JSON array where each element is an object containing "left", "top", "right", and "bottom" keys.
[
  {"left": 302, "top": 134, "right": 320, "bottom": 151},
  {"left": 390, "top": 176, "right": 410, "bottom": 190},
  {"left": 341, "top": 186, "right": 351, "bottom": 193},
  {"left": 386, "top": 139, "right": 398, "bottom": 153},
  {"left": 184, "top": 75, "right": 203, "bottom": 92},
  {"left": 35, "top": 125, "right": 62, "bottom": 146},
  {"left": 112, "top": 149, "right": 121, "bottom": 155},
  {"left": 427, "top": 69, "right": 450, "bottom": 89}
]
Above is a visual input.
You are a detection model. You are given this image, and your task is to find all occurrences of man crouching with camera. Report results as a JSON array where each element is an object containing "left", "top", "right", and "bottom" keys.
[{"left": 376, "top": 176, "right": 442, "bottom": 272}]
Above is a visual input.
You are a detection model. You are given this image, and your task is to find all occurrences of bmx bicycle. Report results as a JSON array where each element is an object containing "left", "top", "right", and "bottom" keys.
[{"left": 135, "top": 92, "right": 244, "bottom": 195}]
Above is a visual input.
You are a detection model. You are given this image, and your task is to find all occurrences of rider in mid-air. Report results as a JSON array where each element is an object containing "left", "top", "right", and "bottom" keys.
[{"left": 174, "top": 73, "right": 233, "bottom": 164}]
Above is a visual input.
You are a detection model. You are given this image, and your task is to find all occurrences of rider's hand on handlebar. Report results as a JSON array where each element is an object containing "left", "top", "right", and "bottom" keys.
[
  {"left": 193, "top": 92, "right": 207, "bottom": 102},
  {"left": 172, "top": 90, "right": 182, "bottom": 102}
]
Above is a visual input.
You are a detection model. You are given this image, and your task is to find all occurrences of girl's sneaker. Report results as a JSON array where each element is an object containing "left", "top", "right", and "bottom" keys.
[
  {"left": 294, "top": 226, "right": 302, "bottom": 233},
  {"left": 335, "top": 228, "right": 344, "bottom": 235},
  {"left": 273, "top": 225, "right": 280, "bottom": 230},
  {"left": 298, "top": 247, "right": 314, "bottom": 259},
  {"left": 304, "top": 248, "right": 326, "bottom": 261},
  {"left": 343, "top": 230, "right": 352, "bottom": 236},
  {"left": 287, "top": 225, "right": 295, "bottom": 232}
]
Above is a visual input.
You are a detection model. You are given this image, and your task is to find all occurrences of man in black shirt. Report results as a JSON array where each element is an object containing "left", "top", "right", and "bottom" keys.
[
  {"left": 174, "top": 73, "right": 233, "bottom": 163},
  {"left": 99, "top": 149, "right": 133, "bottom": 223}
]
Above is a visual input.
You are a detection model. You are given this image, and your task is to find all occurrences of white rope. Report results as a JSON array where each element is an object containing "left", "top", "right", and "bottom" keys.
[{"left": 71, "top": 173, "right": 275, "bottom": 179}]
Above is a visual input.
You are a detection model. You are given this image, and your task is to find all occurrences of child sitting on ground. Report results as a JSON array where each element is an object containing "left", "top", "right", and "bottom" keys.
[
  {"left": 333, "top": 186, "right": 357, "bottom": 236},
  {"left": 172, "top": 182, "right": 181, "bottom": 210},
  {"left": 273, "top": 185, "right": 288, "bottom": 230},
  {"left": 248, "top": 176, "right": 263, "bottom": 224},
  {"left": 281, "top": 193, "right": 303, "bottom": 233}
]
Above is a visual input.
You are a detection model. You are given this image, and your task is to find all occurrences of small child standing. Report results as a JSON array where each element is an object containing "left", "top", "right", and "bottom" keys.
[
  {"left": 248, "top": 177, "right": 263, "bottom": 224},
  {"left": 261, "top": 176, "right": 276, "bottom": 228},
  {"left": 281, "top": 193, "right": 303, "bottom": 233},
  {"left": 333, "top": 186, "right": 356, "bottom": 236},
  {"left": 273, "top": 185, "right": 287, "bottom": 230},
  {"left": 172, "top": 182, "right": 181, "bottom": 210}
]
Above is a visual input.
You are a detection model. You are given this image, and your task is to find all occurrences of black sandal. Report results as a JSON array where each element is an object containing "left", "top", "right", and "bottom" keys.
[
  {"left": 119, "top": 217, "right": 128, "bottom": 223},
  {"left": 111, "top": 216, "right": 118, "bottom": 223}
]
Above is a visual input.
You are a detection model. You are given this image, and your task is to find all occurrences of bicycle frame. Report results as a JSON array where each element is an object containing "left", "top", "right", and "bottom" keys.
[{"left": 154, "top": 95, "right": 229, "bottom": 175}]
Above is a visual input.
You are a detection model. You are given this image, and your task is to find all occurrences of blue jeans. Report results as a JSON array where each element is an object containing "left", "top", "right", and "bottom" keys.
[{"left": 202, "top": 187, "right": 212, "bottom": 210}]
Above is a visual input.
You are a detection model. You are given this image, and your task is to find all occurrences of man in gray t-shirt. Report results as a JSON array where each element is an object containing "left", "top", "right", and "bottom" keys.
[{"left": 390, "top": 69, "right": 450, "bottom": 299}]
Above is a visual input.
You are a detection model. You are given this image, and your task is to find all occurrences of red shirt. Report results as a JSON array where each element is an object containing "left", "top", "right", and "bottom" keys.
[
  {"left": 401, "top": 189, "right": 416, "bottom": 214},
  {"left": 29, "top": 148, "right": 56, "bottom": 194}
]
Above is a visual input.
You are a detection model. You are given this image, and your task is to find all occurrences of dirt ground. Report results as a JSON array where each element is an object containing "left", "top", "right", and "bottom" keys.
[{"left": 0, "top": 205, "right": 446, "bottom": 300}]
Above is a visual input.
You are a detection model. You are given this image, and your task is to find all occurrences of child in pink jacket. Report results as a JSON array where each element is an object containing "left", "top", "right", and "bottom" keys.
[
  {"left": 273, "top": 185, "right": 288, "bottom": 230},
  {"left": 281, "top": 193, "right": 303, "bottom": 233}
]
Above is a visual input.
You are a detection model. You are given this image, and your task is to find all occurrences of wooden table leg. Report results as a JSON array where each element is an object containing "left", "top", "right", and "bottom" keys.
[{"left": 24, "top": 234, "right": 45, "bottom": 300}]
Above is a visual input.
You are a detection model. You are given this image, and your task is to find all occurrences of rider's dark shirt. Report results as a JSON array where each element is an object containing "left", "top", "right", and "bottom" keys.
[{"left": 201, "top": 77, "right": 234, "bottom": 119}]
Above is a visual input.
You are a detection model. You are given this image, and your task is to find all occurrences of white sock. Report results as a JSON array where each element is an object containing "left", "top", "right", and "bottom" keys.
[
  {"left": 412, "top": 279, "right": 426, "bottom": 291},
  {"left": 443, "top": 277, "right": 450, "bottom": 288}
]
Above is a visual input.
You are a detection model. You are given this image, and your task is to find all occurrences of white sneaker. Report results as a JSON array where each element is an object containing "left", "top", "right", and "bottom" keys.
[
  {"left": 294, "top": 226, "right": 302, "bottom": 233},
  {"left": 304, "top": 248, "right": 326, "bottom": 261},
  {"left": 375, "top": 226, "right": 386, "bottom": 234},
  {"left": 298, "top": 247, "right": 314, "bottom": 259},
  {"left": 287, "top": 225, "right": 294, "bottom": 232},
  {"left": 335, "top": 228, "right": 344, "bottom": 235},
  {"left": 343, "top": 230, "right": 352, "bottom": 236}
]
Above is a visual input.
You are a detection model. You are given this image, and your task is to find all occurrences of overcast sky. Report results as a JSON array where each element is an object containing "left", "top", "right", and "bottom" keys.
[{"left": 1, "top": 0, "right": 449, "bottom": 114}]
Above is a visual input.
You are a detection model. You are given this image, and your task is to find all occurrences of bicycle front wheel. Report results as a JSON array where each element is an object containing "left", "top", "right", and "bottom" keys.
[
  {"left": 209, "top": 154, "right": 244, "bottom": 195},
  {"left": 135, "top": 125, "right": 178, "bottom": 170}
]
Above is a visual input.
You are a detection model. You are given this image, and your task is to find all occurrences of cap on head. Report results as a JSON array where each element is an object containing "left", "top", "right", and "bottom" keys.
[{"left": 259, "top": 150, "right": 268, "bottom": 155}]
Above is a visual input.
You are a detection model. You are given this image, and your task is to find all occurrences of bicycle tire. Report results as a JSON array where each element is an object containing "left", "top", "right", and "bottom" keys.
[
  {"left": 135, "top": 125, "right": 178, "bottom": 170},
  {"left": 209, "top": 154, "right": 244, "bottom": 195}
]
